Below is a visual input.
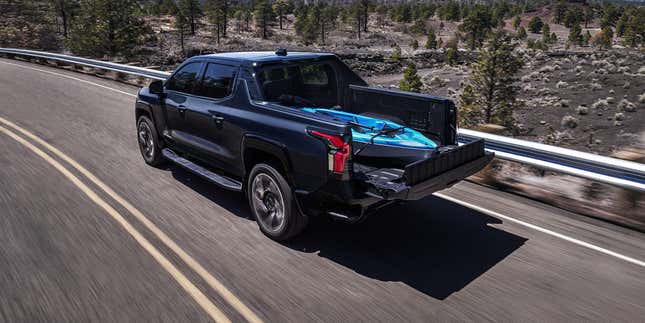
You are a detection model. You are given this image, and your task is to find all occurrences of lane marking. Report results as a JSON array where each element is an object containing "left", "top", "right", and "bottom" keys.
[
  {"left": 0, "top": 60, "right": 137, "bottom": 98},
  {"left": 3, "top": 59, "right": 642, "bottom": 270},
  {"left": 435, "top": 192, "right": 645, "bottom": 268},
  {"left": 0, "top": 124, "right": 231, "bottom": 323},
  {"left": 0, "top": 116, "right": 263, "bottom": 323}
]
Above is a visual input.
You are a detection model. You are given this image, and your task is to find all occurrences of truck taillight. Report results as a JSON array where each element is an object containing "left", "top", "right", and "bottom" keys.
[{"left": 309, "top": 130, "right": 350, "bottom": 173}]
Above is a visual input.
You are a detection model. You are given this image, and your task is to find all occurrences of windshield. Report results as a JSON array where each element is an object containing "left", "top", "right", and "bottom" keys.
[{"left": 257, "top": 61, "right": 338, "bottom": 108}]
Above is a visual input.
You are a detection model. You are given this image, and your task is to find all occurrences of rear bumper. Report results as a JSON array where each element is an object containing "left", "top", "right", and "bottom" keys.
[{"left": 366, "top": 152, "right": 494, "bottom": 201}]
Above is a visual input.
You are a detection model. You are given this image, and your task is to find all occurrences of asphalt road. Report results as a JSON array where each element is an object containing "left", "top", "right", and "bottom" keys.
[{"left": 1, "top": 58, "right": 644, "bottom": 322}]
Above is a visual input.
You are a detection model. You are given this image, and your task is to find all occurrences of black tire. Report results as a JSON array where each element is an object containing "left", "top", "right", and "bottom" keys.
[
  {"left": 137, "top": 115, "right": 165, "bottom": 167},
  {"left": 247, "top": 163, "right": 308, "bottom": 241}
]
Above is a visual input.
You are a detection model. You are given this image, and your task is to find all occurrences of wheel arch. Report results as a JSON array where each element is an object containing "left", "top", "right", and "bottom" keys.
[{"left": 242, "top": 134, "right": 294, "bottom": 186}]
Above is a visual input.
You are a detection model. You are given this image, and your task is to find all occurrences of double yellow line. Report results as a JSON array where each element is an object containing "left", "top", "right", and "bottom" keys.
[{"left": 0, "top": 116, "right": 263, "bottom": 323}]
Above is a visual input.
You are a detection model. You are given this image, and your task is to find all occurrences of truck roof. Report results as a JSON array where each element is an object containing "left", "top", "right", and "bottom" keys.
[{"left": 189, "top": 51, "right": 337, "bottom": 65}]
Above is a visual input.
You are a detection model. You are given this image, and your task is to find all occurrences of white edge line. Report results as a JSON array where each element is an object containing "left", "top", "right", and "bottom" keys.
[
  {"left": 434, "top": 192, "right": 645, "bottom": 268},
  {"left": 5, "top": 58, "right": 644, "bottom": 269}
]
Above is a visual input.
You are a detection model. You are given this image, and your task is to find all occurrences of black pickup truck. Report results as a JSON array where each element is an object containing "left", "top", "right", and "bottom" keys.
[{"left": 135, "top": 49, "right": 493, "bottom": 240}]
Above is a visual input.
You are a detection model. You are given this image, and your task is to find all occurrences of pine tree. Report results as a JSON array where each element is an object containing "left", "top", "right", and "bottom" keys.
[
  {"left": 52, "top": 0, "right": 79, "bottom": 38},
  {"left": 391, "top": 45, "right": 402, "bottom": 61},
  {"left": 359, "top": 0, "right": 370, "bottom": 33},
  {"left": 178, "top": 0, "right": 202, "bottom": 35},
  {"left": 320, "top": 4, "right": 339, "bottom": 45},
  {"left": 457, "top": 84, "right": 482, "bottom": 128},
  {"left": 583, "top": 30, "right": 591, "bottom": 45},
  {"left": 445, "top": 37, "right": 458, "bottom": 65},
  {"left": 551, "top": 32, "right": 558, "bottom": 44},
  {"left": 459, "top": 4, "right": 493, "bottom": 50},
  {"left": 410, "top": 18, "right": 426, "bottom": 35},
  {"left": 0, "top": 0, "right": 58, "bottom": 50},
  {"left": 598, "top": 26, "right": 613, "bottom": 49},
  {"left": 399, "top": 63, "right": 423, "bottom": 93},
  {"left": 66, "top": 0, "right": 149, "bottom": 57},
  {"left": 583, "top": 6, "right": 594, "bottom": 28},
  {"left": 254, "top": 0, "right": 274, "bottom": 39},
  {"left": 542, "top": 23, "right": 551, "bottom": 44},
  {"left": 425, "top": 28, "right": 437, "bottom": 49},
  {"left": 568, "top": 23, "right": 583, "bottom": 46},
  {"left": 528, "top": 16, "right": 543, "bottom": 34},
  {"left": 410, "top": 39, "right": 419, "bottom": 50},
  {"left": 467, "top": 29, "right": 523, "bottom": 127},
  {"left": 273, "top": 0, "right": 293, "bottom": 30},
  {"left": 553, "top": 0, "right": 567, "bottom": 25},
  {"left": 205, "top": 0, "right": 228, "bottom": 44},
  {"left": 512, "top": 15, "right": 521, "bottom": 30},
  {"left": 516, "top": 26, "right": 527, "bottom": 39},
  {"left": 623, "top": 10, "right": 644, "bottom": 48},
  {"left": 174, "top": 8, "right": 189, "bottom": 54},
  {"left": 615, "top": 13, "right": 628, "bottom": 37}
]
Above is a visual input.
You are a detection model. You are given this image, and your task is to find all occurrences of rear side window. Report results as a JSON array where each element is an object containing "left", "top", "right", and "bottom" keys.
[
  {"left": 198, "top": 63, "right": 237, "bottom": 99},
  {"left": 166, "top": 62, "right": 202, "bottom": 94},
  {"left": 301, "top": 64, "right": 329, "bottom": 85}
]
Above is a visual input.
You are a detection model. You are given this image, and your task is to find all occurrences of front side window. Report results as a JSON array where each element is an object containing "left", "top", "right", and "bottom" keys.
[
  {"left": 166, "top": 62, "right": 202, "bottom": 94},
  {"left": 198, "top": 63, "right": 237, "bottom": 99}
]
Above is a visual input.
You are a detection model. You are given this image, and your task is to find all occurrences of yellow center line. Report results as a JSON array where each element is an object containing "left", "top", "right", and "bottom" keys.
[
  {"left": 0, "top": 115, "right": 263, "bottom": 323},
  {"left": 0, "top": 124, "right": 231, "bottom": 323}
]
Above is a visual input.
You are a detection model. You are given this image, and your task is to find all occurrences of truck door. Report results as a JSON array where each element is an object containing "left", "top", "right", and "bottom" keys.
[
  {"left": 185, "top": 62, "right": 243, "bottom": 175},
  {"left": 163, "top": 61, "right": 204, "bottom": 149}
]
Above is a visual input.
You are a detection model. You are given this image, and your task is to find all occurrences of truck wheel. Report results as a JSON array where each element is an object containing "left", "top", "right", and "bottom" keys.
[
  {"left": 247, "top": 163, "right": 308, "bottom": 241},
  {"left": 137, "top": 115, "right": 165, "bottom": 167}
]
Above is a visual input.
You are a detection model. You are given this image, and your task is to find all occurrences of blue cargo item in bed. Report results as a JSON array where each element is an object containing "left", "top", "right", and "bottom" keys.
[{"left": 300, "top": 108, "right": 438, "bottom": 149}]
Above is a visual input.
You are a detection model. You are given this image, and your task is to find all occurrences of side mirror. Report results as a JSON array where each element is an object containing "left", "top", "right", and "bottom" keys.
[{"left": 149, "top": 80, "right": 164, "bottom": 95}]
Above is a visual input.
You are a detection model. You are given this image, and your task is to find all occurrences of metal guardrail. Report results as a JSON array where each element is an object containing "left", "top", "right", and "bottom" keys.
[
  {"left": 0, "top": 48, "right": 170, "bottom": 80},
  {"left": 2, "top": 48, "right": 644, "bottom": 191}
]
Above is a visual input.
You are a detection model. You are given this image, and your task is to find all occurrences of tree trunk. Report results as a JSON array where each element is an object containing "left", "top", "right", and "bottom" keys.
[
  {"left": 363, "top": 6, "right": 368, "bottom": 32},
  {"left": 60, "top": 7, "right": 68, "bottom": 38},
  {"left": 180, "top": 29, "right": 185, "bottom": 53},
  {"left": 279, "top": 11, "right": 283, "bottom": 29}
]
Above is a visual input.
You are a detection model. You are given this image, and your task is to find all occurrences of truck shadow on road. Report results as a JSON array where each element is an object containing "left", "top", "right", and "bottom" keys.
[{"left": 169, "top": 165, "right": 527, "bottom": 300}]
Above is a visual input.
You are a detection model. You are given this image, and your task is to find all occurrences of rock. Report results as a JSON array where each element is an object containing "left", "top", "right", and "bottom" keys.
[
  {"left": 576, "top": 105, "right": 589, "bottom": 115},
  {"left": 575, "top": 65, "right": 584, "bottom": 73},
  {"left": 429, "top": 76, "right": 446, "bottom": 87},
  {"left": 592, "top": 99, "right": 609, "bottom": 110},
  {"left": 609, "top": 89, "right": 615, "bottom": 95},
  {"left": 539, "top": 120, "right": 547, "bottom": 125},
  {"left": 614, "top": 121, "right": 623, "bottom": 126},
  {"left": 614, "top": 112, "right": 625, "bottom": 121},
  {"left": 638, "top": 66, "right": 645, "bottom": 74},
  {"left": 606, "top": 97, "right": 616, "bottom": 104},
  {"left": 638, "top": 93, "right": 645, "bottom": 104},
  {"left": 556, "top": 81, "right": 568, "bottom": 89},
  {"left": 561, "top": 115, "right": 578, "bottom": 128},
  {"left": 590, "top": 83, "right": 602, "bottom": 91},
  {"left": 623, "top": 81, "right": 631, "bottom": 89},
  {"left": 618, "top": 99, "right": 636, "bottom": 112},
  {"left": 558, "top": 99, "right": 570, "bottom": 107},
  {"left": 595, "top": 139, "right": 603, "bottom": 145},
  {"left": 618, "top": 66, "right": 630, "bottom": 73}
]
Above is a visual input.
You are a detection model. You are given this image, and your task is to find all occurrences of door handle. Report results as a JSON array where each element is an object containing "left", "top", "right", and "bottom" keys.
[
  {"left": 212, "top": 115, "right": 224, "bottom": 123},
  {"left": 177, "top": 105, "right": 187, "bottom": 115}
]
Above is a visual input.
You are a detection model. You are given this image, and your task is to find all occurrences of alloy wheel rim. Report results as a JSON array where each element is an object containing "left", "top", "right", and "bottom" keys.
[
  {"left": 138, "top": 122, "right": 154, "bottom": 159},
  {"left": 251, "top": 173, "right": 286, "bottom": 233}
]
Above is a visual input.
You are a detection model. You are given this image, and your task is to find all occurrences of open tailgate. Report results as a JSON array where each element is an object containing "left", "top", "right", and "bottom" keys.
[{"left": 361, "top": 140, "right": 493, "bottom": 200}]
